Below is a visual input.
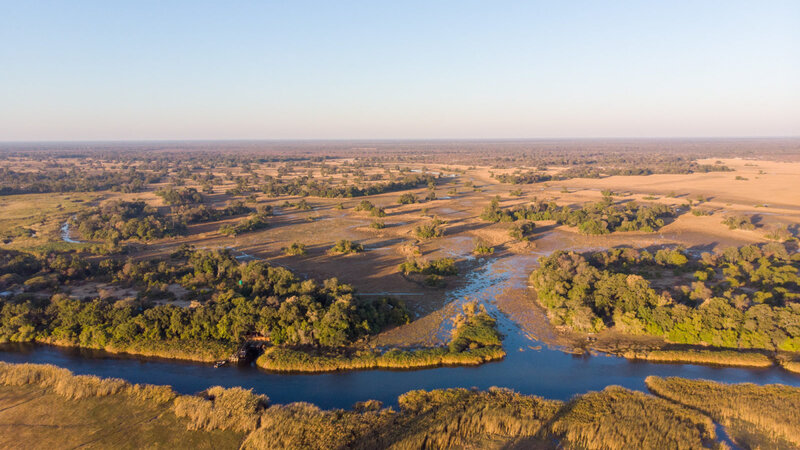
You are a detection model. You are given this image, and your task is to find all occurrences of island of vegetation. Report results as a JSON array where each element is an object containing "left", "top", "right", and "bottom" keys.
[{"left": 255, "top": 302, "right": 504, "bottom": 372}]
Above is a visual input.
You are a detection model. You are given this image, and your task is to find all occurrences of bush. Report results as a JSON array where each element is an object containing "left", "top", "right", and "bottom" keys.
[
  {"left": 414, "top": 219, "right": 444, "bottom": 239},
  {"left": 722, "top": 215, "right": 755, "bottom": 230},
  {"left": 473, "top": 241, "right": 494, "bottom": 255},
  {"left": 328, "top": 240, "right": 364, "bottom": 255},
  {"left": 397, "top": 193, "right": 417, "bottom": 205},
  {"left": 284, "top": 242, "right": 307, "bottom": 256}
]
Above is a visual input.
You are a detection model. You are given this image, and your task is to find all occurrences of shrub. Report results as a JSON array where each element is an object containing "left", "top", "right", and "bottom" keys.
[
  {"left": 284, "top": 242, "right": 307, "bottom": 256},
  {"left": 473, "top": 241, "right": 494, "bottom": 255},
  {"left": 723, "top": 215, "right": 755, "bottom": 230},
  {"left": 414, "top": 219, "right": 444, "bottom": 239},
  {"left": 397, "top": 193, "right": 417, "bottom": 205},
  {"left": 328, "top": 240, "right": 364, "bottom": 254}
]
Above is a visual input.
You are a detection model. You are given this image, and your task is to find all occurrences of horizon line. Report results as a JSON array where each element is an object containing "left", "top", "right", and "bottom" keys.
[{"left": 1, "top": 135, "right": 799, "bottom": 145}]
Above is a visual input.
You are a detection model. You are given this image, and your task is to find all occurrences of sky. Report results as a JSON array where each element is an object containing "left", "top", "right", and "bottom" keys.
[{"left": 1, "top": 1, "right": 798, "bottom": 141}]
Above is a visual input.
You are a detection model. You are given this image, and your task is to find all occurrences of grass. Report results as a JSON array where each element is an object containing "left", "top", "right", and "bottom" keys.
[
  {"left": 5, "top": 361, "right": 800, "bottom": 449},
  {"left": 256, "top": 345, "right": 505, "bottom": 373},
  {"left": 0, "top": 385, "right": 244, "bottom": 449},
  {"left": 0, "top": 362, "right": 244, "bottom": 448},
  {"left": 174, "top": 385, "right": 268, "bottom": 433},
  {"left": 624, "top": 349, "right": 773, "bottom": 368},
  {"left": 550, "top": 385, "right": 719, "bottom": 450},
  {"left": 37, "top": 338, "right": 235, "bottom": 363},
  {"left": 646, "top": 376, "right": 800, "bottom": 449},
  {"left": 0, "top": 192, "right": 96, "bottom": 248},
  {"left": 780, "top": 359, "right": 800, "bottom": 374}
]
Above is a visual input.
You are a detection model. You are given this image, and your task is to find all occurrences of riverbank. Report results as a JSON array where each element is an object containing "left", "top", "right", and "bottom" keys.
[
  {"left": 256, "top": 345, "right": 505, "bottom": 373},
  {"left": 3, "top": 361, "right": 799, "bottom": 449},
  {"left": 621, "top": 349, "right": 774, "bottom": 368},
  {"left": 9, "top": 338, "right": 235, "bottom": 363}
]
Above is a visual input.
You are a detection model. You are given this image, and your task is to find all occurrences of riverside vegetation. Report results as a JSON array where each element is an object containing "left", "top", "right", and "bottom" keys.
[
  {"left": 3, "top": 361, "right": 797, "bottom": 449},
  {"left": 530, "top": 243, "right": 800, "bottom": 364},
  {"left": 0, "top": 246, "right": 408, "bottom": 361},
  {"left": 255, "top": 302, "right": 505, "bottom": 372}
]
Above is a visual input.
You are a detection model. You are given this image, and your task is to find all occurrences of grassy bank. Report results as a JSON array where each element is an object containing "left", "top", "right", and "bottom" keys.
[
  {"left": 256, "top": 345, "right": 505, "bottom": 373},
  {"left": 256, "top": 302, "right": 505, "bottom": 372},
  {"left": 28, "top": 338, "right": 235, "bottom": 363},
  {"left": 622, "top": 348, "right": 774, "bottom": 368},
  {"left": 646, "top": 376, "right": 800, "bottom": 449},
  {"left": 4, "top": 361, "right": 799, "bottom": 449},
  {"left": 779, "top": 359, "right": 800, "bottom": 374}
]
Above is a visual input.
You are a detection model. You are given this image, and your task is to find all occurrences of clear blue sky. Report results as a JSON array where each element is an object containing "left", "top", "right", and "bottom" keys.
[{"left": 1, "top": 1, "right": 798, "bottom": 140}]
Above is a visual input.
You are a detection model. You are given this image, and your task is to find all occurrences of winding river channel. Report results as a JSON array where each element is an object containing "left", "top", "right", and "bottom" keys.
[{"left": 2, "top": 249, "right": 799, "bottom": 409}]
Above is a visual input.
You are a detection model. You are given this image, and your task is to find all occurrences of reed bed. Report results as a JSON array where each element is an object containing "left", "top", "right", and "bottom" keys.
[
  {"left": 626, "top": 349, "right": 773, "bottom": 368},
  {"left": 0, "top": 361, "right": 175, "bottom": 404},
  {"left": 173, "top": 385, "right": 268, "bottom": 433},
  {"left": 646, "top": 376, "right": 800, "bottom": 449},
  {"left": 550, "top": 386, "right": 719, "bottom": 450}
]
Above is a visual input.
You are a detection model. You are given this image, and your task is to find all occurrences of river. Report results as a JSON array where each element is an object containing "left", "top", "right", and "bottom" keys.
[{"left": 1, "top": 251, "right": 798, "bottom": 410}]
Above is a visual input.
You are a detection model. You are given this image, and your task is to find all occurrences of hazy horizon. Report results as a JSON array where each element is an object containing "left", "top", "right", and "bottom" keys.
[{"left": 2, "top": 1, "right": 798, "bottom": 141}]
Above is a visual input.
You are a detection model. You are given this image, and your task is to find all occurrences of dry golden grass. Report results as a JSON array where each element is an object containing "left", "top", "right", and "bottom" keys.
[
  {"left": 646, "top": 376, "right": 800, "bottom": 449},
  {"left": 0, "top": 362, "right": 175, "bottom": 404},
  {"left": 550, "top": 386, "right": 719, "bottom": 450},
  {"left": 625, "top": 349, "right": 774, "bottom": 368},
  {"left": 173, "top": 386, "right": 268, "bottom": 433}
]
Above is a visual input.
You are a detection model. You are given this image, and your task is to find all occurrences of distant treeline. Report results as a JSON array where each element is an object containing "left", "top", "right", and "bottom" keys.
[
  {"left": 259, "top": 173, "right": 436, "bottom": 198},
  {"left": 530, "top": 243, "right": 800, "bottom": 351},
  {"left": 0, "top": 168, "right": 161, "bottom": 195}
]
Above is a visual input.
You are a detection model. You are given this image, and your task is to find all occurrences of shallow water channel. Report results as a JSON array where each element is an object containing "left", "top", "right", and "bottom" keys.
[{"left": 2, "top": 250, "right": 799, "bottom": 410}]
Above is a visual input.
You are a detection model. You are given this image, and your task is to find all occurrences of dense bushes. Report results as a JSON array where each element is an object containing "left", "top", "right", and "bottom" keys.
[
  {"left": 0, "top": 248, "right": 410, "bottom": 358},
  {"left": 398, "top": 258, "right": 457, "bottom": 276},
  {"left": 481, "top": 197, "right": 676, "bottom": 234},
  {"left": 283, "top": 242, "right": 307, "bottom": 256},
  {"left": 493, "top": 170, "right": 552, "bottom": 184},
  {"left": 173, "top": 201, "right": 251, "bottom": 224},
  {"left": 73, "top": 200, "right": 184, "bottom": 242},
  {"left": 260, "top": 173, "right": 436, "bottom": 198},
  {"left": 219, "top": 207, "right": 272, "bottom": 236},
  {"left": 530, "top": 244, "right": 800, "bottom": 351},
  {"left": 155, "top": 187, "right": 204, "bottom": 205},
  {"left": 723, "top": 214, "right": 756, "bottom": 230},
  {"left": 328, "top": 240, "right": 364, "bottom": 254}
]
